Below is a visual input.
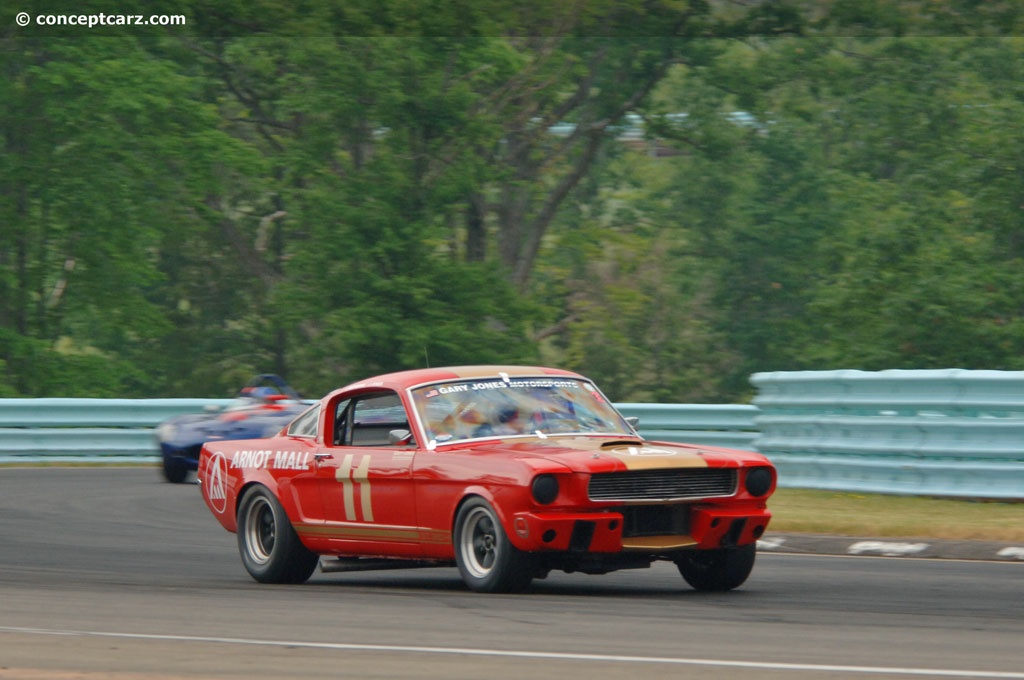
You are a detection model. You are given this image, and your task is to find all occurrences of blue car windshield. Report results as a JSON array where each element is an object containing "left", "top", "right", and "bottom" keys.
[{"left": 411, "top": 377, "right": 634, "bottom": 448}]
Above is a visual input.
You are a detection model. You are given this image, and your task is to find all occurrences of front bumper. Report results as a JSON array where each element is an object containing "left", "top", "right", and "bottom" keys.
[
  {"left": 510, "top": 503, "right": 771, "bottom": 554},
  {"left": 159, "top": 443, "right": 202, "bottom": 469}
]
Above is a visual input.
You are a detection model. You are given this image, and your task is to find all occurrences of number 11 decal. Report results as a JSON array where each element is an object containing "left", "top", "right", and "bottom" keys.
[{"left": 335, "top": 453, "right": 374, "bottom": 522}]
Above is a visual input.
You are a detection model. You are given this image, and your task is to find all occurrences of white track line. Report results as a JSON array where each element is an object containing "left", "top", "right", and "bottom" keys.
[{"left": 1, "top": 626, "right": 1022, "bottom": 679}]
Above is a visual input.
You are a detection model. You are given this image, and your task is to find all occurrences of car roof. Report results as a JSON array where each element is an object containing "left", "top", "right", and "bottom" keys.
[{"left": 328, "top": 365, "right": 586, "bottom": 398}]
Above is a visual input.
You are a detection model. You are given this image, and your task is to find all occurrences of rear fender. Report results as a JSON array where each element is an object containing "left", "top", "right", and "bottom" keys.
[
  {"left": 234, "top": 470, "right": 289, "bottom": 519},
  {"left": 201, "top": 446, "right": 287, "bottom": 533}
]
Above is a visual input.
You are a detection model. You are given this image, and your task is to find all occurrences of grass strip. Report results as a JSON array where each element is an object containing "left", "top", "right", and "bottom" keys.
[{"left": 769, "top": 488, "right": 1024, "bottom": 542}]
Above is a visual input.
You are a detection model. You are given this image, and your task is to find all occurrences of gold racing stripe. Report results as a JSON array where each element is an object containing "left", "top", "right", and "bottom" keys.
[
  {"left": 335, "top": 454, "right": 356, "bottom": 521},
  {"left": 447, "top": 366, "right": 551, "bottom": 379},
  {"left": 354, "top": 454, "right": 373, "bottom": 522},
  {"left": 621, "top": 535, "right": 698, "bottom": 550},
  {"left": 601, "top": 444, "right": 710, "bottom": 471},
  {"left": 296, "top": 523, "right": 451, "bottom": 545}
]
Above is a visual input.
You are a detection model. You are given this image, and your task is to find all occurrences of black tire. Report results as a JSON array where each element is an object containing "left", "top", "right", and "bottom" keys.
[
  {"left": 676, "top": 543, "right": 757, "bottom": 592},
  {"left": 453, "top": 497, "right": 534, "bottom": 593},
  {"left": 236, "top": 485, "right": 319, "bottom": 584},
  {"left": 161, "top": 456, "right": 189, "bottom": 484}
]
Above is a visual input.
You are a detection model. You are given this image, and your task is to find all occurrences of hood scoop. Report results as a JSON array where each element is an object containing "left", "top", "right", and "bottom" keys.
[{"left": 600, "top": 439, "right": 645, "bottom": 449}]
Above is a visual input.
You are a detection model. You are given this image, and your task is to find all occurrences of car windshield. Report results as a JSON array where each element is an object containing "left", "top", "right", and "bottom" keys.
[{"left": 410, "top": 376, "right": 634, "bottom": 448}]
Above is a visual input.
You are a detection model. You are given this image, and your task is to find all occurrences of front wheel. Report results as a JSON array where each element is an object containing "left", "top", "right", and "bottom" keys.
[
  {"left": 237, "top": 486, "right": 318, "bottom": 584},
  {"left": 454, "top": 498, "right": 533, "bottom": 593},
  {"left": 161, "top": 455, "right": 188, "bottom": 484},
  {"left": 676, "top": 544, "right": 757, "bottom": 592}
]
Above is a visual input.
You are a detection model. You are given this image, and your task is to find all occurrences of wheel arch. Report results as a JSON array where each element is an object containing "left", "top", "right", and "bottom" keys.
[
  {"left": 451, "top": 489, "right": 491, "bottom": 536},
  {"left": 235, "top": 476, "right": 298, "bottom": 515},
  {"left": 450, "top": 486, "right": 533, "bottom": 553},
  {"left": 235, "top": 480, "right": 267, "bottom": 521},
  {"left": 451, "top": 486, "right": 508, "bottom": 527}
]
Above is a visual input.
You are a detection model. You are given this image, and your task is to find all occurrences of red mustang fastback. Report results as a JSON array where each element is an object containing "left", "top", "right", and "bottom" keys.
[{"left": 198, "top": 365, "right": 775, "bottom": 593}]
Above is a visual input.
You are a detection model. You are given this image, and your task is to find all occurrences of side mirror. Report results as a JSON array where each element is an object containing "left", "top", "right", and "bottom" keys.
[
  {"left": 389, "top": 429, "right": 414, "bottom": 446},
  {"left": 625, "top": 416, "right": 640, "bottom": 429}
]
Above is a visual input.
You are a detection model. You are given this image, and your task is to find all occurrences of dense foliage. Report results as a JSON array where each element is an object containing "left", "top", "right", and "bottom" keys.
[{"left": 2, "top": 2, "right": 1022, "bottom": 400}]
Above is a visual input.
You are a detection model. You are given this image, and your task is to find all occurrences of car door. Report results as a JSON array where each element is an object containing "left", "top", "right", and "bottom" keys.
[{"left": 313, "top": 390, "right": 421, "bottom": 557}]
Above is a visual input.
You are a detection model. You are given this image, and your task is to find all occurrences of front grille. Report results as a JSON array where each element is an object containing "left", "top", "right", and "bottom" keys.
[{"left": 588, "top": 468, "right": 737, "bottom": 502}]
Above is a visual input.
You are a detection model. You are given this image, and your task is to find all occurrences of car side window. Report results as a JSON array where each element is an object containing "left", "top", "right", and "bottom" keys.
[
  {"left": 334, "top": 392, "right": 412, "bottom": 447},
  {"left": 333, "top": 399, "right": 352, "bottom": 445},
  {"left": 286, "top": 403, "right": 320, "bottom": 438}
]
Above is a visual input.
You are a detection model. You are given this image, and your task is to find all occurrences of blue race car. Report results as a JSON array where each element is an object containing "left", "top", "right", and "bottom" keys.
[{"left": 156, "top": 375, "right": 311, "bottom": 483}]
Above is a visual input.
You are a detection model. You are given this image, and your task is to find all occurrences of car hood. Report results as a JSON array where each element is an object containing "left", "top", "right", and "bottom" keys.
[{"left": 445, "top": 436, "right": 758, "bottom": 473}]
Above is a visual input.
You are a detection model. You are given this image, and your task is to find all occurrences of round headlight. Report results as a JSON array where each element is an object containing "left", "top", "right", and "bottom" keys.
[
  {"left": 155, "top": 423, "right": 176, "bottom": 442},
  {"left": 531, "top": 474, "right": 560, "bottom": 504},
  {"left": 744, "top": 467, "right": 774, "bottom": 497}
]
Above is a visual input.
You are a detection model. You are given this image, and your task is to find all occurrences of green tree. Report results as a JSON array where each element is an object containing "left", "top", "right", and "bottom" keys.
[
  {"left": 0, "top": 37, "right": 256, "bottom": 396},
  {"left": 656, "top": 36, "right": 1024, "bottom": 386}
]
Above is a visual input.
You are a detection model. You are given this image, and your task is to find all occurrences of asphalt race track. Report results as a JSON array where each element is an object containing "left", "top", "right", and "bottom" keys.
[{"left": 1, "top": 468, "right": 1022, "bottom": 680}]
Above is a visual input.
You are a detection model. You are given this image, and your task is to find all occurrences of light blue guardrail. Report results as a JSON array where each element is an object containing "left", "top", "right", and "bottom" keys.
[
  {"left": 0, "top": 399, "right": 232, "bottom": 463},
  {"left": 615, "top": 403, "right": 759, "bottom": 451},
  {"left": 751, "top": 369, "right": 1024, "bottom": 499},
  {"left": 0, "top": 399, "right": 757, "bottom": 464},
  {"left": 3, "top": 371, "right": 1022, "bottom": 500}
]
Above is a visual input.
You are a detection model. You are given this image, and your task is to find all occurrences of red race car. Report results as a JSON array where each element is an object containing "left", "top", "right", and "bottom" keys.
[{"left": 198, "top": 365, "right": 775, "bottom": 593}]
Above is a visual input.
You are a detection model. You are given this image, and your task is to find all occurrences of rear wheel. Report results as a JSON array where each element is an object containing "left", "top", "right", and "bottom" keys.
[
  {"left": 676, "top": 544, "right": 756, "bottom": 592},
  {"left": 454, "top": 498, "right": 533, "bottom": 593},
  {"left": 237, "top": 486, "right": 318, "bottom": 584}
]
